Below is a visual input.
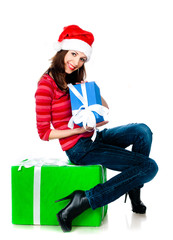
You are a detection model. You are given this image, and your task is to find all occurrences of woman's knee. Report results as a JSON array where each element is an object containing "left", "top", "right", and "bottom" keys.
[
  {"left": 145, "top": 159, "right": 159, "bottom": 183},
  {"left": 136, "top": 123, "right": 153, "bottom": 143}
]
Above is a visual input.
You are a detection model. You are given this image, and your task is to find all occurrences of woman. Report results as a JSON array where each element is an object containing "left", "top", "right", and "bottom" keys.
[{"left": 35, "top": 25, "right": 158, "bottom": 232}]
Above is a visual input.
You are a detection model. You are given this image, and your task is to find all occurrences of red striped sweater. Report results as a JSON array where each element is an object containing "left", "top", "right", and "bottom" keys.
[{"left": 35, "top": 74, "right": 93, "bottom": 151}]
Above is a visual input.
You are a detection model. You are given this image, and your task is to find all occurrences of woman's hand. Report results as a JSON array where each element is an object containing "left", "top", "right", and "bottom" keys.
[
  {"left": 96, "top": 121, "right": 109, "bottom": 127},
  {"left": 83, "top": 121, "right": 109, "bottom": 132},
  {"left": 76, "top": 80, "right": 87, "bottom": 84},
  {"left": 48, "top": 120, "right": 109, "bottom": 140}
]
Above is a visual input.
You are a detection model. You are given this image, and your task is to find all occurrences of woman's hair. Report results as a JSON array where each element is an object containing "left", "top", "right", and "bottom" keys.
[{"left": 46, "top": 50, "right": 86, "bottom": 92}]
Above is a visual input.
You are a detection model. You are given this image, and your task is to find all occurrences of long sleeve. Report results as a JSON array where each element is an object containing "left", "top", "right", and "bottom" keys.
[
  {"left": 34, "top": 74, "right": 93, "bottom": 151},
  {"left": 35, "top": 77, "right": 54, "bottom": 141}
]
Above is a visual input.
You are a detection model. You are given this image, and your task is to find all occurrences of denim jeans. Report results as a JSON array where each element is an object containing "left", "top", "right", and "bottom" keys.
[{"left": 66, "top": 123, "right": 158, "bottom": 210}]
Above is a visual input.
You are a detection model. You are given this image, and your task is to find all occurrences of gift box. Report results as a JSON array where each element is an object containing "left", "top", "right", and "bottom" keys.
[
  {"left": 11, "top": 159, "right": 107, "bottom": 226},
  {"left": 68, "top": 82, "right": 108, "bottom": 128}
]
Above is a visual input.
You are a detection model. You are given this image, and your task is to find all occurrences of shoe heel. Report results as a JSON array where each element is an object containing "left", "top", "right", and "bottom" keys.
[
  {"left": 55, "top": 192, "right": 75, "bottom": 203},
  {"left": 124, "top": 193, "right": 128, "bottom": 203}
]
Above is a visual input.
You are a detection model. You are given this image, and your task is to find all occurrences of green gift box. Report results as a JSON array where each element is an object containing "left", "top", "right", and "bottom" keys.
[{"left": 11, "top": 159, "right": 107, "bottom": 226}]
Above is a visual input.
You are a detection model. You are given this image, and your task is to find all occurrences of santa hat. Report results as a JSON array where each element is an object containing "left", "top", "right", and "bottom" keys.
[{"left": 56, "top": 25, "right": 94, "bottom": 61}]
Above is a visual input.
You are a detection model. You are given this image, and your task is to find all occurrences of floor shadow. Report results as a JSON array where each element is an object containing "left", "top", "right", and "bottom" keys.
[{"left": 125, "top": 212, "right": 147, "bottom": 230}]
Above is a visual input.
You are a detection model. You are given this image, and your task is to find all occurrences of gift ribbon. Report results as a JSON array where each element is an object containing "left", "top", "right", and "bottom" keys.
[
  {"left": 18, "top": 158, "right": 70, "bottom": 225},
  {"left": 17, "top": 158, "right": 107, "bottom": 224},
  {"left": 68, "top": 83, "right": 109, "bottom": 141},
  {"left": 34, "top": 167, "right": 41, "bottom": 225},
  {"left": 18, "top": 158, "right": 70, "bottom": 171}
]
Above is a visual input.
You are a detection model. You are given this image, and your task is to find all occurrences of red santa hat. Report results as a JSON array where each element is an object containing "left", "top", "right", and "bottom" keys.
[{"left": 56, "top": 25, "right": 94, "bottom": 61}]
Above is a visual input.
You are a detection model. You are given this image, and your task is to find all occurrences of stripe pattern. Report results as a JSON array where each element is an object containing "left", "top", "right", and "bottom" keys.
[{"left": 35, "top": 74, "right": 93, "bottom": 151}]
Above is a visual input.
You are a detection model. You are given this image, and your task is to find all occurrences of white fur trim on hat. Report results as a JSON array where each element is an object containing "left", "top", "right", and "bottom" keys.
[{"left": 57, "top": 39, "right": 92, "bottom": 61}]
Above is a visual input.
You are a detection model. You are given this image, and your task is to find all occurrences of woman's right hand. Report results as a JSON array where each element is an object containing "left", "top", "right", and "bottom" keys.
[
  {"left": 78, "top": 126, "right": 94, "bottom": 133},
  {"left": 80, "top": 121, "right": 109, "bottom": 133}
]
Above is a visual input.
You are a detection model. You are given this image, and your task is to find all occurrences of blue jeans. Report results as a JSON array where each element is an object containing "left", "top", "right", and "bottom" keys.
[{"left": 66, "top": 123, "right": 158, "bottom": 210}]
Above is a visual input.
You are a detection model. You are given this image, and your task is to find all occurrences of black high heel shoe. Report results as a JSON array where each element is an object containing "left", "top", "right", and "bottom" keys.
[
  {"left": 55, "top": 190, "right": 90, "bottom": 232},
  {"left": 124, "top": 188, "right": 146, "bottom": 214}
]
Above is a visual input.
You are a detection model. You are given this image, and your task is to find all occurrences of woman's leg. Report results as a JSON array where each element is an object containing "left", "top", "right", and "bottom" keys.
[
  {"left": 100, "top": 123, "right": 152, "bottom": 157},
  {"left": 80, "top": 141, "right": 158, "bottom": 209},
  {"left": 66, "top": 123, "right": 158, "bottom": 210},
  {"left": 99, "top": 123, "right": 153, "bottom": 212}
]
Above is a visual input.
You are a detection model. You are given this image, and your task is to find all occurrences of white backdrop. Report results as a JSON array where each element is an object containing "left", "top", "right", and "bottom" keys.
[{"left": 1, "top": 0, "right": 173, "bottom": 239}]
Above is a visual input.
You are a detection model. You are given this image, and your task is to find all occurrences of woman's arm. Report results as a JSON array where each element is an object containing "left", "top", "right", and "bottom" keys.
[
  {"left": 48, "top": 127, "right": 86, "bottom": 140},
  {"left": 49, "top": 120, "right": 109, "bottom": 140},
  {"left": 101, "top": 96, "right": 109, "bottom": 109}
]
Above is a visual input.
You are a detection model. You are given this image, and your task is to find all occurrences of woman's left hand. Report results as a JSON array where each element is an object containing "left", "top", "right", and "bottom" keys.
[{"left": 96, "top": 121, "right": 109, "bottom": 128}]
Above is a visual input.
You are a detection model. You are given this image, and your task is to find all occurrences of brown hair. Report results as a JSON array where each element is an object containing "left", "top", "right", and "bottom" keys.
[{"left": 46, "top": 50, "right": 86, "bottom": 92}]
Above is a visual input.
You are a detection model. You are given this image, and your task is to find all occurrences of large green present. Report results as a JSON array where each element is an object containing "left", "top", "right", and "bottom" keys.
[{"left": 11, "top": 159, "right": 107, "bottom": 226}]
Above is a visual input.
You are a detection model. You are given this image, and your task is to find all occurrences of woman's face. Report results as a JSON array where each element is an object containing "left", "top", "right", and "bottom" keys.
[{"left": 64, "top": 50, "right": 87, "bottom": 74}]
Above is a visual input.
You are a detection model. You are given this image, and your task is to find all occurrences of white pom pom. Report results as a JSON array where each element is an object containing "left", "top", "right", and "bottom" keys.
[{"left": 53, "top": 41, "right": 62, "bottom": 52}]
